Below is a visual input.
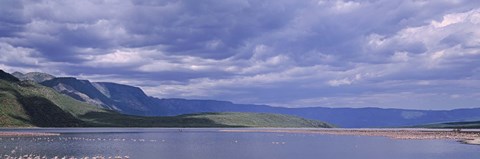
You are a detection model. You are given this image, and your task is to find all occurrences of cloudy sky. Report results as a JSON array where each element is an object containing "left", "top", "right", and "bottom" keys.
[{"left": 1, "top": 0, "right": 480, "bottom": 110}]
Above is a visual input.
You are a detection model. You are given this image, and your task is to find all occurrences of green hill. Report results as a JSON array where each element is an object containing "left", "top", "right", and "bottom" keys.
[
  {"left": 178, "top": 112, "right": 333, "bottom": 128},
  {"left": 0, "top": 70, "right": 332, "bottom": 128},
  {"left": 0, "top": 71, "right": 106, "bottom": 127},
  {"left": 418, "top": 121, "right": 480, "bottom": 129},
  {"left": 81, "top": 112, "right": 334, "bottom": 128},
  {"left": 0, "top": 70, "right": 20, "bottom": 82}
]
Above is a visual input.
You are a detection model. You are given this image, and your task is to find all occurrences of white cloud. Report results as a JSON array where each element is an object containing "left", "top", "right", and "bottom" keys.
[
  {"left": 333, "top": 0, "right": 361, "bottom": 12},
  {"left": 327, "top": 78, "right": 353, "bottom": 86},
  {"left": 391, "top": 52, "right": 410, "bottom": 62},
  {"left": 0, "top": 42, "right": 42, "bottom": 66},
  {"left": 85, "top": 49, "right": 147, "bottom": 66},
  {"left": 206, "top": 39, "right": 223, "bottom": 50},
  {"left": 431, "top": 9, "right": 480, "bottom": 28},
  {"left": 366, "top": 8, "right": 480, "bottom": 70}
]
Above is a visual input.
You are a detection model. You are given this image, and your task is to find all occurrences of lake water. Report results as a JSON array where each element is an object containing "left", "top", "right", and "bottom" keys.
[{"left": 0, "top": 128, "right": 479, "bottom": 159}]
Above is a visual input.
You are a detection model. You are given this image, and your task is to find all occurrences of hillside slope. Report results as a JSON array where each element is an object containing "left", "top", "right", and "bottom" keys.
[
  {"left": 12, "top": 72, "right": 55, "bottom": 83},
  {"left": 81, "top": 112, "right": 333, "bottom": 128},
  {"left": 0, "top": 79, "right": 331, "bottom": 128},
  {"left": 143, "top": 99, "right": 480, "bottom": 128},
  {"left": 15, "top": 71, "right": 480, "bottom": 128},
  {"left": 418, "top": 121, "right": 480, "bottom": 129},
  {"left": 183, "top": 112, "right": 333, "bottom": 128},
  {"left": 1, "top": 70, "right": 332, "bottom": 128},
  {"left": 0, "top": 71, "right": 106, "bottom": 127},
  {"left": 41, "top": 78, "right": 154, "bottom": 114}
]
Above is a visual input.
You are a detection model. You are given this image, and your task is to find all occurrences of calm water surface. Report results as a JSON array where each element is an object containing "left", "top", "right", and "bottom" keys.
[{"left": 0, "top": 128, "right": 479, "bottom": 159}]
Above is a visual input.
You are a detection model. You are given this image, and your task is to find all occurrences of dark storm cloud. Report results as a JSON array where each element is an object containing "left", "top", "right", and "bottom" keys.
[
  {"left": 2, "top": 0, "right": 302, "bottom": 61},
  {"left": 0, "top": 1, "right": 29, "bottom": 37},
  {"left": 1, "top": 0, "right": 480, "bottom": 109},
  {"left": 118, "top": 0, "right": 301, "bottom": 59}
]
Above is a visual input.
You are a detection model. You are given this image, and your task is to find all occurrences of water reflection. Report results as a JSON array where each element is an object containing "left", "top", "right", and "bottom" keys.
[{"left": 0, "top": 128, "right": 479, "bottom": 159}]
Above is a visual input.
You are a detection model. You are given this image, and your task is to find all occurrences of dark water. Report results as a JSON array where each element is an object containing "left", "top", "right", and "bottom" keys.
[{"left": 0, "top": 128, "right": 479, "bottom": 159}]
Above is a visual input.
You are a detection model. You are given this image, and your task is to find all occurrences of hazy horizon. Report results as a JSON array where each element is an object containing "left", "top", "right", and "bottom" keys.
[{"left": 1, "top": 0, "right": 480, "bottom": 110}]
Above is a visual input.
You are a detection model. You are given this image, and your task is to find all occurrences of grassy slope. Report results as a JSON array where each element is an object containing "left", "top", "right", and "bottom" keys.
[
  {"left": 81, "top": 112, "right": 334, "bottom": 128},
  {"left": 0, "top": 79, "right": 333, "bottom": 128},
  {"left": 0, "top": 80, "right": 105, "bottom": 127},
  {"left": 180, "top": 112, "right": 334, "bottom": 128},
  {"left": 418, "top": 121, "right": 480, "bottom": 129}
]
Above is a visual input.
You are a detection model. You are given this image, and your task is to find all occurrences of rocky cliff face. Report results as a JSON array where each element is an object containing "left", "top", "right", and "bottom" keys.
[
  {"left": 40, "top": 77, "right": 153, "bottom": 115},
  {"left": 93, "top": 82, "right": 152, "bottom": 111},
  {"left": 12, "top": 72, "right": 55, "bottom": 83}
]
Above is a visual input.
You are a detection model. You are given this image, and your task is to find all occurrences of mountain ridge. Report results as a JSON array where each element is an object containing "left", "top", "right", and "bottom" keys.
[
  {"left": 12, "top": 71, "right": 55, "bottom": 83},
  {"left": 0, "top": 70, "right": 20, "bottom": 82},
  {"left": 9, "top": 71, "right": 480, "bottom": 128},
  {"left": 1, "top": 71, "right": 331, "bottom": 128}
]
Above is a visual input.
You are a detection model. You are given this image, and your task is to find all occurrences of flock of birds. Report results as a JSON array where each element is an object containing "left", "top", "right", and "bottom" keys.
[
  {"left": 1, "top": 155, "right": 130, "bottom": 159},
  {"left": 1, "top": 134, "right": 289, "bottom": 159},
  {"left": 0, "top": 136, "right": 156, "bottom": 159},
  {"left": 2, "top": 137, "right": 159, "bottom": 143}
]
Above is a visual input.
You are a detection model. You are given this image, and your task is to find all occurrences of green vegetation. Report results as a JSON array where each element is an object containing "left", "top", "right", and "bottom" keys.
[
  {"left": 419, "top": 121, "right": 480, "bottom": 129},
  {"left": 0, "top": 71, "right": 333, "bottom": 128},
  {"left": 0, "top": 79, "right": 105, "bottom": 127},
  {"left": 179, "top": 112, "right": 333, "bottom": 128},
  {"left": 81, "top": 112, "right": 334, "bottom": 128}
]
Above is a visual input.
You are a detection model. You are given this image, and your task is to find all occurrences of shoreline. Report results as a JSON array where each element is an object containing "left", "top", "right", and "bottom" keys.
[
  {"left": 220, "top": 129, "right": 480, "bottom": 145},
  {"left": 461, "top": 138, "right": 480, "bottom": 145},
  {"left": 0, "top": 132, "right": 60, "bottom": 137},
  {"left": 2, "top": 128, "right": 479, "bottom": 145}
]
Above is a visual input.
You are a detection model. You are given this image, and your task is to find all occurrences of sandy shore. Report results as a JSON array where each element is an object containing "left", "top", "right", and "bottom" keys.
[
  {"left": 220, "top": 129, "right": 480, "bottom": 145},
  {"left": 0, "top": 132, "right": 60, "bottom": 137},
  {"left": 461, "top": 138, "right": 480, "bottom": 145}
]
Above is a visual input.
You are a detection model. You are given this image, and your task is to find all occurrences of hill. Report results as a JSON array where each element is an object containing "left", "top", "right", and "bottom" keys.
[
  {"left": 81, "top": 112, "right": 333, "bottom": 128},
  {"left": 183, "top": 112, "right": 334, "bottom": 128},
  {"left": 11, "top": 71, "right": 55, "bottom": 83},
  {"left": 41, "top": 78, "right": 154, "bottom": 114},
  {"left": 14, "top": 71, "right": 480, "bottom": 128},
  {"left": 417, "top": 121, "right": 480, "bottom": 129},
  {"left": 0, "top": 72, "right": 106, "bottom": 127},
  {"left": 147, "top": 100, "right": 480, "bottom": 128},
  {"left": 0, "top": 70, "right": 20, "bottom": 82},
  {"left": 0, "top": 71, "right": 332, "bottom": 128},
  {"left": 0, "top": 86, "right": 86, "bottom": 127}
]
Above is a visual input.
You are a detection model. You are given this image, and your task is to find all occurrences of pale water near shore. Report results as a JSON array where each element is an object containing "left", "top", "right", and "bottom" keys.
[{"left": 0, "top": 128, "right": 479, "bottom": 159}]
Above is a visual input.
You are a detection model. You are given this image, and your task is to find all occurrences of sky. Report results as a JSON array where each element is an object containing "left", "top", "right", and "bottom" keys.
[{"left": 1, "top": 0, "right": 480, "bottom": 110}]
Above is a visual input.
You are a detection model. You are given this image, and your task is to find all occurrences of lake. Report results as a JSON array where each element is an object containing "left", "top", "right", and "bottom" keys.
[{"left": 0, "top": 128, "right": 479, "bottom": 159}]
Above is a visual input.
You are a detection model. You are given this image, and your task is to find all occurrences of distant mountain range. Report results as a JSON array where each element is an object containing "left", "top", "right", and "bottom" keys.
[
  {"left": 9, "top": 70, "right": 480, "bottom": 128},
  {"left": 1, "top": 70, "right": 330, "bottom": 128}
]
